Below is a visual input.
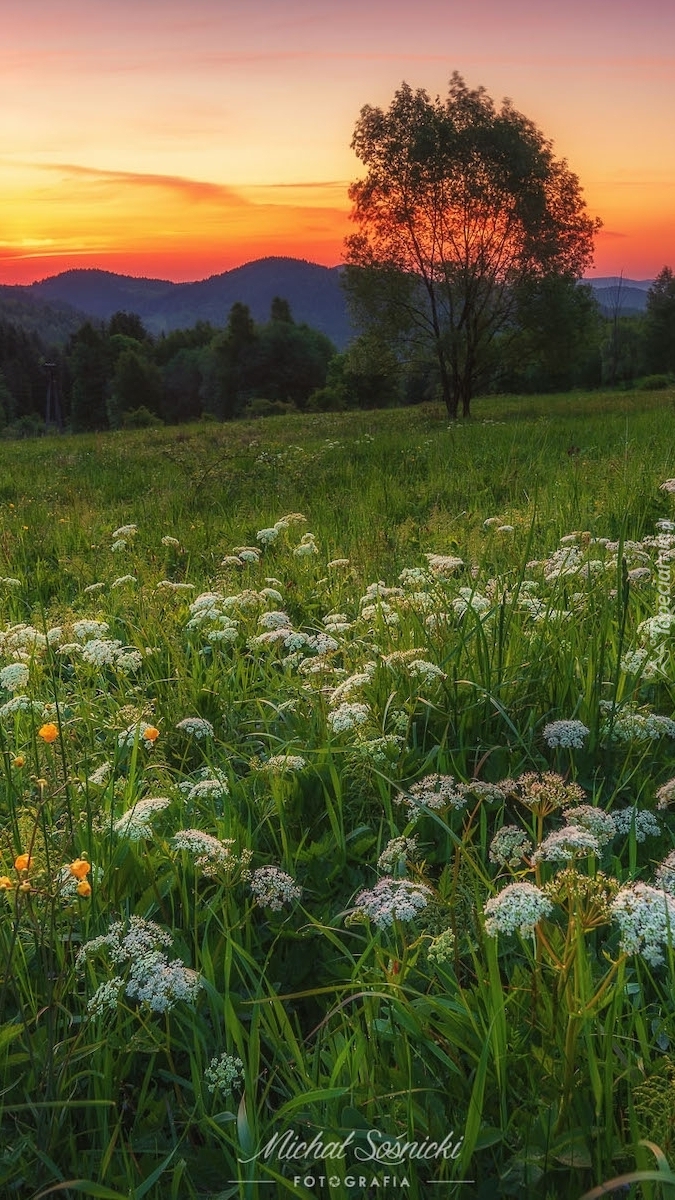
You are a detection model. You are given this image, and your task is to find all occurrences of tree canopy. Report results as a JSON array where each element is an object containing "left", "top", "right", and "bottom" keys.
[{"left": 344, "top": 72, "right": 601, "bottom": 416}]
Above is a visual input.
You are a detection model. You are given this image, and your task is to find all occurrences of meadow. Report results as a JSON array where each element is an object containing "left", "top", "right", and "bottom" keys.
[{"left": 2, "top": 389, "right": 675, "bottom": 1200}]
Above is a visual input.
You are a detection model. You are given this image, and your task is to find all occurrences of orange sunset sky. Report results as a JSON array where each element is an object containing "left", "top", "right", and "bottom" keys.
[{"left": 1, "top": 0, "right": 674, "bottom": 285}]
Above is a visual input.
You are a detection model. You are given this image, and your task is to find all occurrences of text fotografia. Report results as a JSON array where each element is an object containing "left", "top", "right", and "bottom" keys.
[{"left": 239, "top": 1127, "right": 464, "bottom": 1166}]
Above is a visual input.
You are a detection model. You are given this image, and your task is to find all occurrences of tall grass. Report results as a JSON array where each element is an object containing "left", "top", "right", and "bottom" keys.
[{"left": 0, "top": 390, "right": 674, "bottom": 1198}]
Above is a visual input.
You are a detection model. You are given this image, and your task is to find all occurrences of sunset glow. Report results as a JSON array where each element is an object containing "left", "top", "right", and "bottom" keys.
[{"left": 2, "top": 0, "right": 674, "bottom": 284}]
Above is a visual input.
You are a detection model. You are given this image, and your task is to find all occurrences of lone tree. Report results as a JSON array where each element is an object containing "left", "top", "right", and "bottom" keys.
[{"left": 344, "top": 73, "right": 601, "bottom": 417}]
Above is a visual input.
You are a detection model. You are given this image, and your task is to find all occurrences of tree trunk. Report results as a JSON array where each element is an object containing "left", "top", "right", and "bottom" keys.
[{"left": 435, "top": 344, "right": 457, "bottom": 419}]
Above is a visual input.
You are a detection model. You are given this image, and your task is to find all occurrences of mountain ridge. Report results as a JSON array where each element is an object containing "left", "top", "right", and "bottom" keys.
[{"left": 0, "top": 259, "right": 656, "bottom": 347}]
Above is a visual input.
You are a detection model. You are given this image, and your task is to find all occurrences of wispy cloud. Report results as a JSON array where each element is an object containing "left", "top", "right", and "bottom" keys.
[{"left": 38, "top": 162, "right": 251, "bottom": 205}]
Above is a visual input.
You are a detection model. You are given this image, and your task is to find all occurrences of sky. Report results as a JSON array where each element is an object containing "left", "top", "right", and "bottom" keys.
[{"left": 1, "top": 0, "right": 674, "bottom": 285}]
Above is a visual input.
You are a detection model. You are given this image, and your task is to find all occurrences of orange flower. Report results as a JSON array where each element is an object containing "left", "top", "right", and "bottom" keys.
[
  {"left": 76, "top": 880, "right": 92, "bottom": 898},
  {"left": 14, "top": 853, "right": 31, "bottom": 872},
  {"left": 38, "top": 723, "right": 59, "bottom": 743},
  {"left": 143, "top": 726, "right": 159, "bottom": 742},
  {"left": 0, "top": 876, "right": 12, "bottom": 890},
  {"left": 68, "top": 858, "right": 91, "bottom": 880},
  {"left": 12, "top": 755, "right": 25, "bottom": 768}
]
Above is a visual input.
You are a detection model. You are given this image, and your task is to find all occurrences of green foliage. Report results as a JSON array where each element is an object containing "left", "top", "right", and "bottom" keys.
[
  {"left": 0, "top": 395, "right": 672, "bottom": 1195},
  {"left": 645, "top": 267, "right": 675, "bottom": 374}
]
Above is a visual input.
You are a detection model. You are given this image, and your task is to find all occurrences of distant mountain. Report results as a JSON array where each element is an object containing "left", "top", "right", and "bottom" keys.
[
  {"left": 1, "top": 262, "right": 657, "bottom": 350},
  {"left": 0, "top": 285, "right": 87, "bottom": 345},
  {"left": 585, "top": 277, "right": 653, "bottom": 316},
  {"left": 27, "top": 257, "right": 354, "bottom": 348}
]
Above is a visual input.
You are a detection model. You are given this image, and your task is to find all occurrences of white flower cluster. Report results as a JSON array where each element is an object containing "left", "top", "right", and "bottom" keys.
[
  {"left": 80, "top": 638, "right": 142, "bottom": 672},
  {"left": 396, "top": 774, "right": 468, "bottom": 818},
  {"left": 611, "top": 808, "right": 661, "bottom": 841},
  {"left": 113, "top": 796, "right": 171, "bottom": 840},
  {"left": 425, "top": 554, "right": 464, "bottom": 576},
  {"left": 452, "top": 588, "right": 491, "bottom": 619},
  {"left": 293, "top": 533, "right": 318, "bottom": 558},
  {"left": 600, "top": 703, "right": 675, "bottom": 742},
  {"left": 377, "top": 836, "right": 418, "bottom": 874},
  {"left": 156, "top": 580, "right": 194, "bottom": 592},
  {"left": 78, "top": 915, "right": 200, "bottom": 1015},
  {"left": 0, "top": 695, "right": 45, "bottom": 720},
  {"left": 171, "top": 829, "right": 247, "bottom": 877},
  {"left": 204, "top": 1052, "right": 244, "bottom": 1095},
  {"left": 612, "top": 883, "right": 675, "bottom": 967},
  {"left": 656, "top": 778, "right": 675, "bottom": 810},
  {"left": 655, "top": 851, "right": 675, "bottom": 894},
  {"left": 534, "top": 825, "right": 600, "bottom": 863},
  {"left": 352, "top": 877, "right": 432, "bottom": 928},
  {"left": 117, "top": 721, "right": 159, "bottom": 749},
  {"left": 427, "top": 928, "right": 456, "bottom": 965},
  {"left": 489, "top": 825, "right": 533, "bottom": 868},
  {"left": 250, "top": 866, "right": 302, "bottom": 911},
  {"left": 260, "top": 755, "right": 307, "bottom": 773},
  {"left": 175, "top": 716, "right": 214, "bottom": 739},
  {"left": 185, "top": 592, "right": 239, "bottom": 642},
  {"left": 327, "top": 702, "right": 370, "bottom": 734},
  {"left": 88, "top": 761, "right": 112, "bottom": 787},
  {"left": 542, "top": 720, "right": 590, "bottom": 749},
  {"left": 0, "top": 663, "right": 29, "bottom": 692},
  {"left": 72, "top": 619, "right": 109, "bottom": 640},
  {"left": 484, "top": 882, "right": 553, "bottom": 938},
  {"left": 0, "top": 623, "right": 48, "bottom": 654},
  {"left": 562, "top": 804, "right": 616, "bottom": 846},
  {"left": 328, "top": 665, "right": 376, "bottom": 707},
  {"left": 258, "top": 610, "right": 292, "bottom": 631},
  {"left": 182, "top": 769, "right": 230, "bottom": 803}
]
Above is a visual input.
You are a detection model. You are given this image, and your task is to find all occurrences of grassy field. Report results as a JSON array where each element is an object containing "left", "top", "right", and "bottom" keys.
[{"left": 1, "top": 389, "right": 675, "bottom": 1199}]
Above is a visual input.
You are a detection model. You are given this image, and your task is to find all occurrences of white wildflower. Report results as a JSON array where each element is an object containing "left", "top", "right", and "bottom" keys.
[
  {"left": 327, "top": 702, "right": 370, "bottom": 734},
  {"left": 656, "top": 778, "right": 675, "bottom": 810},
  {"left": 489, "top": 825, "right": 533, "bottom": 868},
  {"left": 352, "top": 877, "right": 432, "bottom": 928},
  {"left": 111, "top": 575, "right": 137, "bottom": 588},
  {"left": 611, "top": 808, "right": 661, "bottom": 841},
  {"left": 427, "top": 928, "right": 456, "bottom": 964},
  {"left": 112, "top": 524, "right": 137, "bottom": 539},
  {"left": 534, "top": 825, "right": 600, "bottom": 863},
  {"left": 88, "top": 761, "right": 112, "bottom": 787},
  {"left": 612, "top": 882, "right": 675, "bottom": 966},
  {"left": 156, "top": 580, "right": 194, "bottom": 592},
  {"left": 542, "top": 719, "right": 590, "bottom": 749},
  {"left": 655, "top": 851, "right": 675, "bottom": 895},
  {"left": 397, "top": 774, "right": 467, "bottom": 817},
  {"left": 377, "top": 836, "right": 418, "bottom": 874},
  {"left": 83, "top": 583, "right": 106, "bottom": 594},
  {"left": 72, "top": 619, "right": 109, "bottom": 640},
  {"left": 171, "top": 829, "right": 241, "bottom": 876},
  {"left": 660, "top": 480, "right": 675, "bottom": 494},
  {"left": 425, "top": 554, "right": 464, "bottom": 576},
  {"left": 484, "top": 882, "right": 553, "bottom": 937},
  {"left": 114, "top": 796, "right": 171, "bottom": 840},
  {"left": 175, "top": 716, "right": 214, "bottom": 739},
  {"left": 258, "top": 610, "right": 292, "bottom": 630},
  {"left": 117, "top": 721, "right": 160, "bottom": 749},
  {"left": 161, "top": 536, "right": 181, "bottom": 547},
  {"left": 0, "top": 663, "right": 29, "bottom": 692},
  {"left": 563, "top": 805, "right": 616, "bottom": 846},
  {"left": 250, "top": 866, "right": 302, "bottom": 911},
  {"left": 204, "top": 1053, "right": 244, "bottom": 1094},
  {"left": 260, "top": 755, "right": 307, "bottom": 773}
]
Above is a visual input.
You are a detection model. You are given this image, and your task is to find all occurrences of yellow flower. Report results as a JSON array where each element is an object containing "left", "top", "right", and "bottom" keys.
[
  {"left": 38, "top": 723, "right": 59, "bottom": 744},
  {"left": 12, "top": 755, "right": 25, "bottom": 768},
  {"left": 0, "top": 876, "right": 12, "bottom": 890},
  {"left": 143, "top": 726, "right": 160, "bottom": 743},
  {"left": 76, "top": 880, "right": 92, "bottom": 898},
  {"left": 19, "top": 880, "right": 31, "bottom": 893},
  {"left": 68, "top": 858, "right": 91, "bottom": 880},
  {"left": 14, "top": 853, "right": 31, "bottom": 872}
]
